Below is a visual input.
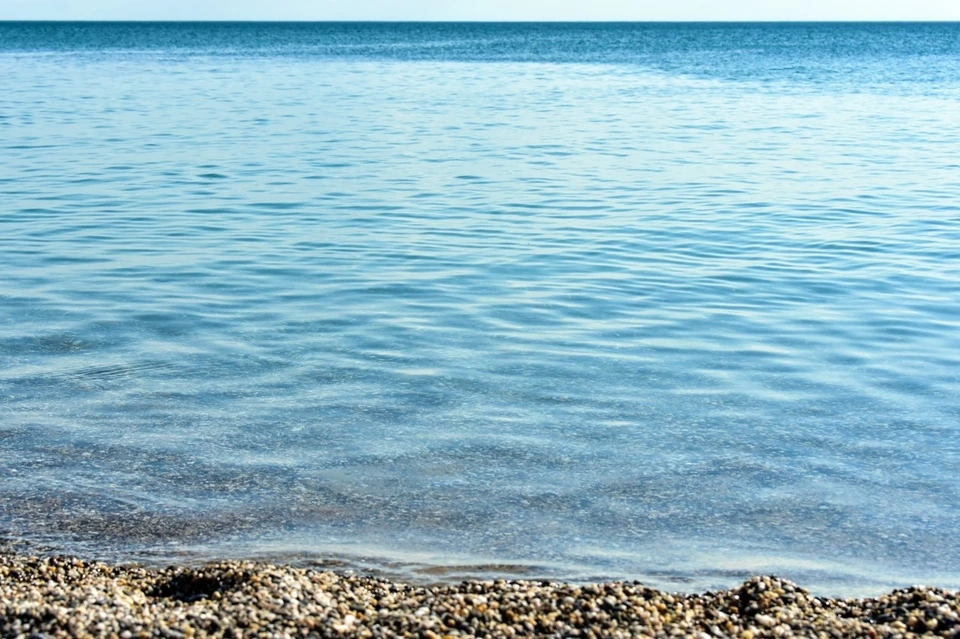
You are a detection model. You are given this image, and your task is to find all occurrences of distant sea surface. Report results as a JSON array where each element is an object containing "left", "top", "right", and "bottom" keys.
[{"left": 1, "top": 22, "right": 959, "bottom": 596}]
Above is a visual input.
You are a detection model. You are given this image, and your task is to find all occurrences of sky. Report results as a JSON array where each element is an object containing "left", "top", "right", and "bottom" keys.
[{"left": 3, "top": 0, "right": 960, "bottom": 22}]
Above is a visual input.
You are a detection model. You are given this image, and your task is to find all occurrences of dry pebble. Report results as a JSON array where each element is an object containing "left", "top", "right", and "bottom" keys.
[{"left": 2, "top": 554, "right": 959, "bottom": 638}]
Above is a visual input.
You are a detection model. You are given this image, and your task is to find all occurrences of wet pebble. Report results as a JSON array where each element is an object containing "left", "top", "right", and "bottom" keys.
[{"left": 2, "top": 554, "right": 959, "bottom": 638}]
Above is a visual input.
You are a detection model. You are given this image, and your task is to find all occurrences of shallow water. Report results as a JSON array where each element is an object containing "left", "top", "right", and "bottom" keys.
[{"left": 1, "top": 22, "right": 959, "bottom": 596}]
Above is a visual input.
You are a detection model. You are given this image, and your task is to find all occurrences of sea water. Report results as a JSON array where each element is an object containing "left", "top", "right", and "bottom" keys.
[{"left": 1, "top": 22, "right": 959, "bottom": 596}]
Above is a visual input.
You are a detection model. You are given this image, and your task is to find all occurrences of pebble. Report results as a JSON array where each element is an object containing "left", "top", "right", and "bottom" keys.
[{"left": 2, "top": 553, "right": 959, "bottom": 638}]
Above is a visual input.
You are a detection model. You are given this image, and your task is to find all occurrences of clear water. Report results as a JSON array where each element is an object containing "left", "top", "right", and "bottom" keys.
[{"left": 1, "top": 22, "right": 959, "bottom": 596}]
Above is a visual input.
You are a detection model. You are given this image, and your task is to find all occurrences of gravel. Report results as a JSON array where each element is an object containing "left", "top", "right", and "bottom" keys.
[{"left": 2, "top": 553, "right": 959, "bottom": 638}]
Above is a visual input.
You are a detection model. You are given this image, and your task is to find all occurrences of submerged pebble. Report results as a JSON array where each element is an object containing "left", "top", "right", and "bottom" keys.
[{"left": 2, "top": 554, "right": 959, "bottom": 638}]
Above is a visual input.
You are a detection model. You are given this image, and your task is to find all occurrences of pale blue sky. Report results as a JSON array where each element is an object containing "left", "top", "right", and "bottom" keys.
[{"left": 3, "top": 0, "right": 959, "bottom": 21}]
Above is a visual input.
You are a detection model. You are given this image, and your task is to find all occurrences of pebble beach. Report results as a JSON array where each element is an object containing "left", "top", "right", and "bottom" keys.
[{"left": 2, "top": 554, "right": 959, "bottom": 638}]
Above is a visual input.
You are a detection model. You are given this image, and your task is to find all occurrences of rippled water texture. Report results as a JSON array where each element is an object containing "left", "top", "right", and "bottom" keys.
[{"left": 1, "top": 22, "right": 959, "bottom": 596}]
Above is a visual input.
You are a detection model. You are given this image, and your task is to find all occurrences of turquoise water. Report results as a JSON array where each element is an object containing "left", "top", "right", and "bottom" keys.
[{"left": 1, "top": 22, "right": 959, "bottom": 596}]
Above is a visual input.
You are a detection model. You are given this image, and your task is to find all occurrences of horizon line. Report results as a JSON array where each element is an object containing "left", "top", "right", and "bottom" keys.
[{"left": 2, "top": 19, "right": 959, "bottom": 24}]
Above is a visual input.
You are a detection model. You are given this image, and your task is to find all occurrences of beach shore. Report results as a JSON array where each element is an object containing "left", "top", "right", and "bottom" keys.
[{"left": 1, "top": 554, "right": 958, "bottom": 638}]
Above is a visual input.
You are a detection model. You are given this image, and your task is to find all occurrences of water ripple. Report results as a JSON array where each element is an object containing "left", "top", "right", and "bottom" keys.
[{"left": 0, "top": 23, "right": 959, "bottom": 596}]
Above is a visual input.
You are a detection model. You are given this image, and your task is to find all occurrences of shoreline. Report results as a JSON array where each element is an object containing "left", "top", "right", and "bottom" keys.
[{"left": 2, "top": 554, "right": 958, "bottom": 637}]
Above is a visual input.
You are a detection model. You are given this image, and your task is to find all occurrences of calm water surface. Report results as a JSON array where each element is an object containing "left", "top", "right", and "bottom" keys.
[{"left": 1, "top": 22, "right": 959, "bottom": 596}]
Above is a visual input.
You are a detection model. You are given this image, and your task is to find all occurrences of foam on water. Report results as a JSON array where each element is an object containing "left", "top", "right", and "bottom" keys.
[{"left": 1, "top": 22, "right": 959, "bottom": 595}]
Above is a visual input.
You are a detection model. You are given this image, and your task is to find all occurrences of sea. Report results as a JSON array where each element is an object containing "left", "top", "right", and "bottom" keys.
[{"left": 1, "top": 22, "right": 959, "bottom": 597}]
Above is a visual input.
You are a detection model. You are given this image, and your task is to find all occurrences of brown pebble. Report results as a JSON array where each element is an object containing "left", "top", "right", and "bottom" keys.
[{"left": 1, "top": 554, "right": 959, "bottom": 638}]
